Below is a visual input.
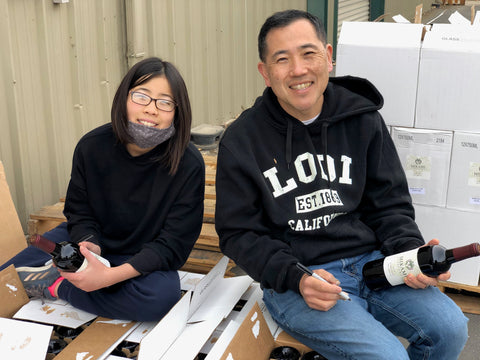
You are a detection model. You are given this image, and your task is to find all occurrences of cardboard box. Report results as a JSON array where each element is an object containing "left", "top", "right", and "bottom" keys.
[
  {"left": 137, "top": 256, "right": 253, "bottom": 360},
  {"left": 415, "top": 204, "right": 480, "bottom": 286},
  {"left": 446, "top": 131, "right": 480, "bottom": 212},
  {"left": 392, "top": 127, "right": 453, "bottom": 207},
  {"left": 415, "top": 24, "right": 480, "bottom": 131},
  {"left": 335, "top": 22, "right": 424, "bottom": 127},
  {"left": 210, "top": 302, "right": 312, "bottom": 360},
  {"left": 0, "top": 161, "right": 27, "bottom": 264}
]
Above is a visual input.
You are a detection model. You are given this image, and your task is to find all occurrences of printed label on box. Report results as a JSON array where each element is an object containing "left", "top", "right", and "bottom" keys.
[
  {"left": 409, "top": 187, "right": 426, "bottom": 195},
  {"left": 405, "top": 156, "right": 431, "bottom": 180},
  {"left": 468, "top": 162, "right": 480, "bottom": 187}
]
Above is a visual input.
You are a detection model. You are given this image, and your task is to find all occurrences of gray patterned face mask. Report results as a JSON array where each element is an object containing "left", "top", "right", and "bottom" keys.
[{"left": 127, "top": 121, "right": 175, "bottom": 149}]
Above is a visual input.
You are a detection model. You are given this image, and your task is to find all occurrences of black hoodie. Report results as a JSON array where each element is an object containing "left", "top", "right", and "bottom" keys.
[{"left": 215, "top": 76, "right": 424, "bottom": 294}]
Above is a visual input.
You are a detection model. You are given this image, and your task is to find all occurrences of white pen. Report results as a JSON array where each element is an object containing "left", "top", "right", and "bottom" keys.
[{"left": 296, "top": 262, "right": 351, "bottom": 301}]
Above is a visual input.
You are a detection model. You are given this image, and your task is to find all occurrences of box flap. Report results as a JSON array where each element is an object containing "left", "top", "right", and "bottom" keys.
[
  {"left": 423, "top": 24, "right": 480, "bottom": 52},
  {"left": 0, "top": 317, "right": 52, "bottom": 359},
  {"left": 0, "top": 161, "right": 27, "bottom": 264},
  {"left": 159, "top": 276, "right": 253, "bottom": 360},
  {"left": 14, "top": 298, "right": 98, "bottom": 328},
  {"left": 338, "top": 22, "right": 424, "bottom": 48},
  {"left": 54, "top": 317, "right": 137, "bottom": 360},
  {"left": 138, "top": 290, "right": 192, "bottom": 360},
  {"left": 219, "top": 302, "right": 275, "bottom": 360},
  {"left": 189, "top": 255, "right": 228, "bottom": 319},
  {"left": 0, "top": 265, "right": 29, "bottom": 318}
]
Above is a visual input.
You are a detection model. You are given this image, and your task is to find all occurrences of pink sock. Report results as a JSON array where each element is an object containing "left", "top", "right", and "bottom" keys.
[{"left": 48, "top": 276, "right": 64, "bottom": 297}]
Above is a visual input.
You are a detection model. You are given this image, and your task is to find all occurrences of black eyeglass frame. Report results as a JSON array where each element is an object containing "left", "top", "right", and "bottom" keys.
[{"left": 129, "top": 91, "right": 177, "bottom": 112}]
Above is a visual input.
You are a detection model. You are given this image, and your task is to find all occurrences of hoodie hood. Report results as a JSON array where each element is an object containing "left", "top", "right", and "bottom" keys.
[
  {"left": 260, "top": 75, "right": 384, "bottom": 131},
  {"left": 258, "top": 75, "right": 384, "bottom": 170}
]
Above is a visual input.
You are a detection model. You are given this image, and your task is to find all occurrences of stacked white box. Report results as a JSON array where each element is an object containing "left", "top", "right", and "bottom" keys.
[
  {"left": 392, "top": 127, "right": 453, "bottom": 207},
  {"left": 415, "top": 24, "right": 480, "bottom": 131},
  {"left": 415, "top": 204, "right": 480, "bottom": 286},
  {"left": 336, "top": 21, "right": 424, "bottom": 127},
  {"left": 447, "top": 131, "right": 480, "bottom": 212}
]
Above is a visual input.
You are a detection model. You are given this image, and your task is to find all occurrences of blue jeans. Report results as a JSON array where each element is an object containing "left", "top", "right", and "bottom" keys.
[
  {"left": 263, "top": 250, "right": 468, "bottom": 360},
  {"left": 1, "top": 223, "right": 181, "bottom": 321}
]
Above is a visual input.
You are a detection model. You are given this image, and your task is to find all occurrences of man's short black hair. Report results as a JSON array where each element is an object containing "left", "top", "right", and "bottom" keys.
[{"left": 258, "top": 9, "right": 327, "bottom": 62}]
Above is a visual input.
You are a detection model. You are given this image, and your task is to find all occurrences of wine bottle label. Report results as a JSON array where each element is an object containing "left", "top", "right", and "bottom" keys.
[
  {"left": 76, "top": 251, "right": 111, "bottom": 273},
  {"left": 383, "top": 248, "right": 421, "bottom": 286}
]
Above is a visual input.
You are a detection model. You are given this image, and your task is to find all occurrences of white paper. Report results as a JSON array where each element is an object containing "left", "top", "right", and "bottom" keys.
[
  {"left": 13, "top": 298, "right": 97, "bottom": 328},
  {"left": 124, "top": 321, "right": 157, "bottom": 343},
  {"left": 161, "top": 276, "right": 253, "bottom": 360},
  {"left": 189, "top": 256, "right": 229, "bottom": 318},
  {"left": 180, "top": 272, "right": 205, "bottom": 291},
  {"left": 474, "top": 11, "right": 480, "bottom": 26},
  {"left": 138, "top": 291, "right": 192, "bottom": 360},
  {"left": 448, "top": 11, "right": 470, "bottom": 25},
  {"left": 0, "top": 318, "right": 52, "bottom": 360},
  {"left": 189, "top": 276, "right": 252, "bottom": 324},
  {"left": 392, "top": 14, "right": 411, "bottom": 23}
]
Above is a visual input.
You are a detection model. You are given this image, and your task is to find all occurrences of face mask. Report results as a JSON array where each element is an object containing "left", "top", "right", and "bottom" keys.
[{"left": 127, "top": 121, "right": 175, "bottom": 149}]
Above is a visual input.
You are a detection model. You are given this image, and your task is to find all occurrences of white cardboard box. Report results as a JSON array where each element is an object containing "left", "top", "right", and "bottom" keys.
[
  {"left": 392, "top": 127, "right": 453, "bottom": 207},
  {"left": 336, "top": 21, "right": 424, "bottom": 127},
  {"left": 415, "top": 204, "right": 480, "bottom": 286},
  {"left": 446, "top": 131, "right": 480, "bottom": 212},
  {"left": 138, "top": 256, "right": 253, "bottom": 360},
  {"left": 415, "top": 24, "right": 480, "bottom": 131}
]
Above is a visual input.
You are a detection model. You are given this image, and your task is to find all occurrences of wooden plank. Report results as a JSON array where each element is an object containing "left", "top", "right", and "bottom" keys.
[
  {"left": 205, "top": 184, "right": 216, "bottom": 200},
  {"left": 443, "top": 292, "right": 480, "bottom": 315},
  {"left": 196, "top": 223, "right": 220, "bottom": 252},
  {"left": 204, "top": 199, "right": 215, "bottom": 223},
  {"left": 202, "top": 155, "right": 218, "bottom": 167},
  {"left": 29, "top": 202, "right": 66, "bottom": 221},
  {"left": 437, "top": 281, "right": 480, "bottom": 315},
  {"left": 438, "top": 281, "right": 480, "bottom": 294},
  {"left": 181, "top": 249, "right": 236, "bottom": 277},
  {"left": 27, "top": 218, "right": 63, "bottom": 237}
]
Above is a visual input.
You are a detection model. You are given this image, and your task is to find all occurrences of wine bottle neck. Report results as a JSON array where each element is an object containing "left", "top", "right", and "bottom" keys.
[
  {"left": 30, "top": 234, "right": 59, "bottom": 256},
  {"left": 448, "top": 243, "right": 480, "bottom": 263}
]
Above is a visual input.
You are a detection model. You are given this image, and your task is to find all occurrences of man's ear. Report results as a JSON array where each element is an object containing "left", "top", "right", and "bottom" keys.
[
  {"left": 257, "top": 61, "right": 271, "bottom": 87},
  {"left": 326, "top": 44, "right": 334, "bottom": 73}
]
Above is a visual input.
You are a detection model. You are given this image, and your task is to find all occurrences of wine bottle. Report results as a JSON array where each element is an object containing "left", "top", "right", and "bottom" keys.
[
  {"left": 269, "top": 346, "right": 301, "bottom": 360},
  {"left": 301, "top": 351, "right": 328, "bottom": 360},
  {"left": 29, "top": 234, "right": 110, "bottom": 272},
  {"left": 363, "top": 243, "right": 480, "bottom": 291}
]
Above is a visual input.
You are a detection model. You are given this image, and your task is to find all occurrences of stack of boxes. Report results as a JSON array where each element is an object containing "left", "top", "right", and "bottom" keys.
[{"left": 336, "top": 20, "right": 480, "bottom": 286}]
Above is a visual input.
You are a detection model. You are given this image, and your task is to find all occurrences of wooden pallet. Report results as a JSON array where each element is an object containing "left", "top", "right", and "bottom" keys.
[
  {"left": 27, "top": 152, "right": 230, "bottom": 275},
  {"left": 438, "top": 281, "right": 480, "bottom": 315}
]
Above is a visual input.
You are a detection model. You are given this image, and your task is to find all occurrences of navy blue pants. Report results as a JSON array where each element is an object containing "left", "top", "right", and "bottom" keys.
[{"left": 1, "top": 223, "right": 181, "bottom": 321}]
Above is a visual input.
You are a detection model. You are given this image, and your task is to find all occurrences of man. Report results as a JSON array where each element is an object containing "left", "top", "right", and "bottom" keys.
[{"left": 215, "top": 9, "right": 468, "bottom": 359}]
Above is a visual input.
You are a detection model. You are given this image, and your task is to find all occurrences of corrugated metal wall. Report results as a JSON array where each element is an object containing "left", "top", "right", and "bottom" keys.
[
  {"left": 125, "top": 0, "right": 306, "bottom": 128},
  {"left": 0, "top": 0, "right": 306, "bottom": 232},
  {"left": 337, "top": 0, "right": 369, "bottom": 41}
]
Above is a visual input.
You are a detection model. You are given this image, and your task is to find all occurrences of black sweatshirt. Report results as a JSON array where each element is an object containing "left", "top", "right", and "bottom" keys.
[
  {"left": 215, "top": 76, "right": 424, "bottom": 294},
  {"left": 63, "top": 123, "right": 204, "bottom": 274}
]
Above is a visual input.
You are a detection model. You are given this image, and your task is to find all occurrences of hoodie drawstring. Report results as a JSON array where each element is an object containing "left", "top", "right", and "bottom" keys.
[{"left": 286, "top": 119, "right": 293, "bottom": 169}]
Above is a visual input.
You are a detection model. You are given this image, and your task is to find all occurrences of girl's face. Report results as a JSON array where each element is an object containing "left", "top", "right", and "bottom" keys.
[
  {"left": 126, "top": 75, "right": 175, "bottom": 130},
  {"left": 126, "top": 75, "right": 176, "bottom": 156}
]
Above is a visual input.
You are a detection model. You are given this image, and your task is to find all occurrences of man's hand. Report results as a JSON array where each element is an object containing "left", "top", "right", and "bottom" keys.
[
  {"left": 404, "top": 238, "right": 451, "bottom": 289},
  {"left": 299, "top": 269, "right": 344, "bottom": 311}
]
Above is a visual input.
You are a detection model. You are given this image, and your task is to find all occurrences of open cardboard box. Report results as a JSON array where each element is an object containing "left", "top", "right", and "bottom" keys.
[
  {"left": 0, "top": 161, "right": 28, "bottom": 265},
  {"left": 211, "top": 301, "right": 313, "bottom": 360},
  {"left": 137, "top": 256, "right": 253, "bottom": 360}
]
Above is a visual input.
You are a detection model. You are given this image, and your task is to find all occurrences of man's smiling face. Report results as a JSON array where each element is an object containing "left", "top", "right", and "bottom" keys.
[{"left": 258, "top": 19, "right": 333, "bottom": 121}]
